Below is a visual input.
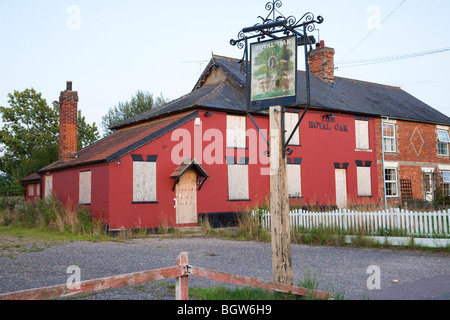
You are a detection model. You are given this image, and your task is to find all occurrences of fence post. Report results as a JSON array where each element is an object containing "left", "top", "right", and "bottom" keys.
[{"left": 175, "top": 252, "right": 189, "bottom": 300}]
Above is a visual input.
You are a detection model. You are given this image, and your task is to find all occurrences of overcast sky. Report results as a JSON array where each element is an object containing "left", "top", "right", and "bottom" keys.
[{"left": 1, "top": 0, "right": 449, "bottom": 135}]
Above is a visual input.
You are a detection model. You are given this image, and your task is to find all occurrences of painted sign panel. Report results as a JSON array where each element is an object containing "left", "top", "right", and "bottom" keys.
[{"left": 250, "top": 36, "right": 297, "bottom": 110}]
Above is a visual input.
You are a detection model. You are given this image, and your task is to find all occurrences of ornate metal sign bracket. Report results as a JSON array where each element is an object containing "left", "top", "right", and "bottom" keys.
[{"left": 230, "top": 0, "right": 324, "bottom": 156}]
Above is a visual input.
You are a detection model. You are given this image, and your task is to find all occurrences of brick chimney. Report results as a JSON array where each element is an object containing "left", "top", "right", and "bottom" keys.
[
  {"left": 308, "top": 40, "right": 335, "bottom": 84},
  {"left": 58, "top": 81, "right": 78, "bottom": 161}
]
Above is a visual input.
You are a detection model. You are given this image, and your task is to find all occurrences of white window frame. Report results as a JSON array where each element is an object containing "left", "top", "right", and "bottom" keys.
[
  {"left": 79, "top": 171, "right": 92, "bottom": 205},
  {"left": 133, "top": 160, "right": 157, "bottom": 203},
  {"left": 437, "top": 129, "right": 450, "bottom": 156},
  {"left": 227, "top": 164, "right": 249, "bottom": 200},
  {"left": 383, "top": 123, "right": 396, "bottom": 153},
  {"left": 441, "top": 171, "right": 450, "bottom": 196},
  {"left": 384, "top": 167, "right": 399, "bottom": 197},
  {"left": 355, "top": 120, "right": 370, "bottom": 150},
  {"left": 226, "top": 115, "right": 246, "bottom": 148}
]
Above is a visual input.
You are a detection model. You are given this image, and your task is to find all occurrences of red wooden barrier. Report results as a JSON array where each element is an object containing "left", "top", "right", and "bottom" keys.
[{"left": 0, "top": 252, "right": 329, "bottom": 300}]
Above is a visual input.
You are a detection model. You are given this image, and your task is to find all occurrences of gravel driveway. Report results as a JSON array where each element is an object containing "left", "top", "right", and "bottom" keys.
[{"left": 0, "top": 235, "right": 449, "bottom": 300}]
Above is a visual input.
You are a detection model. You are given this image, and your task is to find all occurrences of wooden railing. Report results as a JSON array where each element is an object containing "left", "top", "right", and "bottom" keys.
[{"left": 0, "top": 252, "right": 329, "bottom": 300}]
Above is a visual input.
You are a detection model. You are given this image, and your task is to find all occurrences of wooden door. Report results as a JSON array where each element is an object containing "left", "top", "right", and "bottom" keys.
[
  {"left": 176, "top": 170, "right": 198, "bottom": 224},
  {"left": 335, "top": 169, "right": 347, "bottom": 209},
  {"left": 423, "top": 173, "right": 434, "bottom": 202}
]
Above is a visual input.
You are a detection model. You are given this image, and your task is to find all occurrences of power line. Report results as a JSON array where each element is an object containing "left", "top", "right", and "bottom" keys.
[
  {"left": 337, "top": 0, "right": 408, "bottom": 64},
  {"left": 335, "top": 47, "right": 450, "bottom": 69}
]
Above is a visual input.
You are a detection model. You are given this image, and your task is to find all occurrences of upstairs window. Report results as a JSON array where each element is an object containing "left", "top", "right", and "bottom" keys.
[
  {"left": 226, "top": 115, "right": 246, "bottom": 148},
  {"left": 383, "top": 123, "right": 396, "bottom": 153},
  {"left": 284, "top": 113, "right": 300, "bottom": 145},
  {"left": 437, "top": 130, "right": 450, "bottom": 156},
  {"left": 355, "top": 119, "right": 370, "bottom": 150}
]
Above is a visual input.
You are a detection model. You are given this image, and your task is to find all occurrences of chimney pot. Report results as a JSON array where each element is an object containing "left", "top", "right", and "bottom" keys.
[
  {"left": 320, "top": 40, "right": 325, "bottom": 48},
  {"left": 66, "top": 81, "right": 72, "bottom": 91}
]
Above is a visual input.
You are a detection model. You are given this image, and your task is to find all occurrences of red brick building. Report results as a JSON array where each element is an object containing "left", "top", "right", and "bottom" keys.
[{"left": 21, "top": 42, "right": 450, "bottom": 230}]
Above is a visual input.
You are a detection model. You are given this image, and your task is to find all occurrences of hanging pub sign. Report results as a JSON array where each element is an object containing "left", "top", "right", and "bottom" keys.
[{"left": 249, "top": 35, "right": 297, "bottom": 111}]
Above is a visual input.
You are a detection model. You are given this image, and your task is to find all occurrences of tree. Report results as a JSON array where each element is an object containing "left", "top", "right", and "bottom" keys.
[
  {"left": 0, "top": 88, "right": 100, "bottom": 192},
  {"left": 101, "top": 90, "right": 168, "bottom": 136}
]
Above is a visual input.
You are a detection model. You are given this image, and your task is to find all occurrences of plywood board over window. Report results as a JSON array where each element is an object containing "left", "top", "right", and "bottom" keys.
[
  {"left": 79, "top": 171, "right": 92, "bottom": 205},
  {"left": 27, "top": 184, "right": 34, "bottom": 197},
  {"left": 284, "top": 112, "right": 300, "bottom": 145},
  {"left": 133, "top": 161, "right": 157, "bottom": 203},
  {"left": 287, "top": 164, "right": 302, "bottom": 197},
  {"left": 357, "top": 167, "right": 372, "bottom": 196},
  {"left": 44, "top": 175, "right": 53, "bottom": 199},
  {"left": 228, "top": 164, "right": 249, "bottom": 200},
  {"left": 355, "top": 120, "right": 369, "bottom": 150},
  {"left": 226, "top": 115, "right": 246, "bottom": 148}
]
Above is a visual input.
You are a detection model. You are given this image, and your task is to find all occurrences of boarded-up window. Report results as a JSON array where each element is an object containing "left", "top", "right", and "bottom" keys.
[
  {"left": 133, "top": 156, "right": 157, "bottom": 202},
  {"left": 287, "top": 164, "right": 302, "bottom": 197},
  {"left": 36, "top": 183, "right": 41, "bottom": 196},
  {"left": 226, "top": 115, "right": 246, "bottom": 148},
  {"left": 79, "top": 171, "right": 92, "bottom": 205},
  {"left": 27, "top": 184, "right": 34, "bottom": 197},
  {"left": 355, "top": 120, "right": 369, "bottom": 150},
  {"left": 227, "top": 165, "right": 249, "bottom": 200},
  {"left": 44, "top": 175, "right": 53, "bottom": 199},
  {"left": 357, "top": 167, "right": 372, "bottom": 196},
  {"left": 285, "top": 113, "right": 300, "bottom": 145}
]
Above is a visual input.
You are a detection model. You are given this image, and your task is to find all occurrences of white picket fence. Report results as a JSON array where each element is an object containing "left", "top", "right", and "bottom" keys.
[{"left": 253, "top": 208, "right": 450, "bottom": 238}]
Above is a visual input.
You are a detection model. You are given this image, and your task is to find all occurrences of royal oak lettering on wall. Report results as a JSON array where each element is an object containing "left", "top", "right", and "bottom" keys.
[{"left": 309, "top": 121, "right": 349, "bottom": 132}]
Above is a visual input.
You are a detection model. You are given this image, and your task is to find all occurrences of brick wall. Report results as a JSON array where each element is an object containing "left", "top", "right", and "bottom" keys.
[
  {"left": 59, "top": 87, "right": 78, "bottom": 161},
  {"left": 308, "top": 41, "right": 335, "bottom": 84},
  {"left": 375, "top": 118, "right": 450, "bottom": 206}
]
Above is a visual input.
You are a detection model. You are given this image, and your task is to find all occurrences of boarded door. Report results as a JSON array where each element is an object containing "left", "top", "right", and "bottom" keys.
[
  {"left": 335, "top": 169, "right": 347, "bottom": 209},
  {"left": 176, "top": 170, "right": 198, "bottom": 224}
]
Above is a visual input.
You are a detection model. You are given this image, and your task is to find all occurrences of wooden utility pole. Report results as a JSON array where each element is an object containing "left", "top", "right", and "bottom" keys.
[{"left": 269, "top": 106, "right": 293, "bottom": 285}]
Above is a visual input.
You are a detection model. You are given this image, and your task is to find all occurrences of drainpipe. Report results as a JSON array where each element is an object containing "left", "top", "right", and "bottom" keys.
[{"left": 381, "top": 118, "right": 388, "bottom": 211}]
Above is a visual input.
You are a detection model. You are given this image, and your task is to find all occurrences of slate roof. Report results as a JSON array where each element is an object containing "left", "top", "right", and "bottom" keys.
[
  {"left": 113, "top": 55, "right": 450, "bottom": 128},
  {"left": 39, "top": 111, "right": 198, "bottom": 173},
  {"left": 21, "top": 172, "right": 41, "bottom": 184},
  {"left": 40, "top": 53, "right": 450, "bottom": 173}
]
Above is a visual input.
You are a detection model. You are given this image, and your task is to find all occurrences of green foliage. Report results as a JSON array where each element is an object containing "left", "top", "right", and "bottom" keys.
[
  {"left": 0, "top": 195, "right": 102, "bottom": 235},
  {"left": 101, "top": 90, "right": 168, "bottom": 136},
  {"left": 0, "top": 88, "right": 100, "bottom": 192},
  {"left": 189, "top": 286, "right": 293, "bottom": 300}
]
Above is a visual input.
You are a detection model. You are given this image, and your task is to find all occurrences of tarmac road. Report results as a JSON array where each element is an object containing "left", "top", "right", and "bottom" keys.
[{"left": 0, "top": 236, "right": 448, "bottom": 300}]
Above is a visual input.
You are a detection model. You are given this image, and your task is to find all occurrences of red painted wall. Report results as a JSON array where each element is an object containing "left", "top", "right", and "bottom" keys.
[
  {"left": 45, "top": 108, "right": 378, "bottom": 230},
  {"left": 43, "top": 163, "right": 109, "bottom": 222}
]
